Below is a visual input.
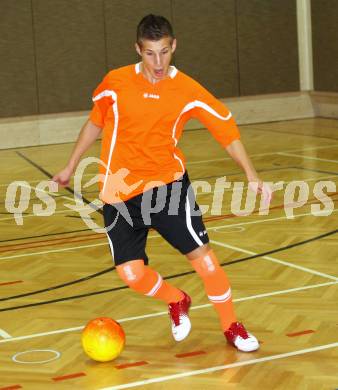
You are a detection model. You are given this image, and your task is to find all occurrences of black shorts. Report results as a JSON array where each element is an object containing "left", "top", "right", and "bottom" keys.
[{"left": 103, "top": 172, "right": 209, "bottom": 266}]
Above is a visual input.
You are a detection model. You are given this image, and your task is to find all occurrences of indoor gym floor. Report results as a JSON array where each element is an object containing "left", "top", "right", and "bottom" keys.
[{"left": 0, "top": 117, "right": 337, "bottom": 389}]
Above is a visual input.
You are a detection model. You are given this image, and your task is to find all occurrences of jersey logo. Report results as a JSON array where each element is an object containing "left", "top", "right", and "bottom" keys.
[{"left": 143, "top": 92, "right": 160, "bottom": 99}]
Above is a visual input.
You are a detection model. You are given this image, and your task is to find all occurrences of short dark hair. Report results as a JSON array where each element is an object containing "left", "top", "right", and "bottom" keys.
[{"left": 137, "top": 14, "right": 174, "bottom": 45}]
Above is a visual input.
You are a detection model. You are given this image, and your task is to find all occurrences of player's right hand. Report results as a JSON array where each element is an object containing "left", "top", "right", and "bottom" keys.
[
  {"left": 248, "top": 179, "right": 273, "bottom": 207},
  {"left": 52, "top": 166, "right": 73, "bottom": 188}
]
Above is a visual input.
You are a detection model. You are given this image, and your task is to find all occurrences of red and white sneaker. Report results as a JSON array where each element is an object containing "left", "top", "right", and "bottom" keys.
[
  {"left": 168, "top": 291, "right": 192, "bottom": 341},
  {"left": 224, "top": 322, "right": 259, "bottom": 352}
]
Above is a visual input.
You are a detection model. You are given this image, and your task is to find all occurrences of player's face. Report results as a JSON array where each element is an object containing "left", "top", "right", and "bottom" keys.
[{"left": 136, "top": 37, "right": 176, "bottom": 82}]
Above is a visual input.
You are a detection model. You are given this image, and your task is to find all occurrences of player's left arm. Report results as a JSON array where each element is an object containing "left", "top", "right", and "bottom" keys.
[
  {"left": 190, "top": 81, "right": 272, "bottom": 204},
  {"left": 226, "top": 139, "right": 272, "bottom": 204}
]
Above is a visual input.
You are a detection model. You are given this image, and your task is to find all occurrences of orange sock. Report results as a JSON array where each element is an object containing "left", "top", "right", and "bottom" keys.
[
  {"left": 191, "top": 250, "right": 236, "bottom": 331},
  {"left": 116, "top": 259, "right": 183, "bottom": 304}
]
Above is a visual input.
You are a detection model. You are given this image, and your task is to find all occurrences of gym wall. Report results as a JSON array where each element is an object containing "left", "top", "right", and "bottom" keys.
[
  {"left": 0, "top": 1, "right": 38, "bottom": 117},
  {"left": 0, "top": 0, "right": 331, "bottom": 119},
  {"left": 236, "top": 0, "right": 299, "bottom": 96},
  {"left": 311, "top": 0, "right": 338, "bottom": 92}
]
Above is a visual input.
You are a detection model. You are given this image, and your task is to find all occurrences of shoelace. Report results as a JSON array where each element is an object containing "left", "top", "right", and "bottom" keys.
[
  {"left": 168, "top": 302, "right": 181, "bottom": 326},
  {"left": 231, "top": 322, "right": 249, "bottom": 339}
]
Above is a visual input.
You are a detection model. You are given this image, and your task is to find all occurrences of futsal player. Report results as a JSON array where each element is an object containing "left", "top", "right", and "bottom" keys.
[{"left": 53, "top": 14, "right": 272, "bottom": 352}]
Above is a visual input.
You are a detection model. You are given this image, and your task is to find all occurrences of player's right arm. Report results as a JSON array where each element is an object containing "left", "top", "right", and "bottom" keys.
[
  {"left": 53, "top": 72, "right": 114, "bottom": 187},
  {"left": 52, "top": 119, "right": 102, "bottom": 187}
]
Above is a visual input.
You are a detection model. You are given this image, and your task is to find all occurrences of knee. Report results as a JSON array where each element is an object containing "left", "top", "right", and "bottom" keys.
[
  {"left": 116, "top": 259, "right": 146, "bottom": 286},
  {"left": 190, "top": 250, "right": 221, "bottom": 277},
  {"left": 186, "top": 243, "right": 210, "bottom": 261}
]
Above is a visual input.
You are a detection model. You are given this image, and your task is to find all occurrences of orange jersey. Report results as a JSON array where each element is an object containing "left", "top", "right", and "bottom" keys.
[{"left": 90, "top": 63, "right": 240, "bottom": 203}]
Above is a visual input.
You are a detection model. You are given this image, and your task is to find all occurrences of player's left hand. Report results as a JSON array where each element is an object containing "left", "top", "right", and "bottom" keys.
[{"left": 248, "top": 178, "right": 273, "bottom": 206}]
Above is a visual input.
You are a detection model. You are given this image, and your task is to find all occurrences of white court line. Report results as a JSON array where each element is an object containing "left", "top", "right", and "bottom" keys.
[
  {"left": 2, "top": 174, "right": 336, "bottom": 223},
  {"left": 0, "top": 204, "right": 92, "bottom": 222},
  {"left": 0, "top": 242, "right": 107, "bottom": 260},
  {"left": 278, "top": 152, "right": 338, "bottom": 164},
  {"left": 0, "top": 144, "right": 337, "bottom": 188},
  {"left": 99, "top": 342, "right": 338, "bottom": 390},
  {"left": 0, "top": 328, "right": 12, "bottom": 339},
  {"left": 19, "top": 183, "right": 75, "bottom": 203},
  {"left": 196, "top": 174, "right": 338, "bottom": 197},
  {"left": 1, "top": 208, "right": 337, "bottom": 261},
  {"left": 210, "top": 240, "right": 338, "bottom": 281},
  {"left": 0, "top": 172, "right": 336, "bottom": 200},
  {"left": 0, "top": 280, "right": 336, "bottom": 344},
  {"left": 212, "top": 175, "right": 337, "bottom": 194},
  {"left": 0, "top": 172, "right": 94, "bottom": 188},
  {"left": 208, "top": 208, "right": 338, "bottom": 229},
  {"left": 187, "top": 144, "right": 338, "bottom": 165}
]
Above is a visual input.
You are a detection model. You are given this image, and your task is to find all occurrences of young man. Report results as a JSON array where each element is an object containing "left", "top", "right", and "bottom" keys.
[{"left": 53, "top": 14, "right": 271, "bottom": 352}]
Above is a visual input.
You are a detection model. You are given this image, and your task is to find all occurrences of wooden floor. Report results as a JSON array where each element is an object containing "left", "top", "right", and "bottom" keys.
[{"left": 0, "top": 117, "right": 337, "bottom": 390}]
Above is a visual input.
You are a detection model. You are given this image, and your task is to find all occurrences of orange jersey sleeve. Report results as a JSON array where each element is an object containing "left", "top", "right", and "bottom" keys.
[
  {"left": 189, "top": 80, "right": 240, "bottom": 147},
  {"left": 89, "top": 74, "right": 116, "bottom": 128}
]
